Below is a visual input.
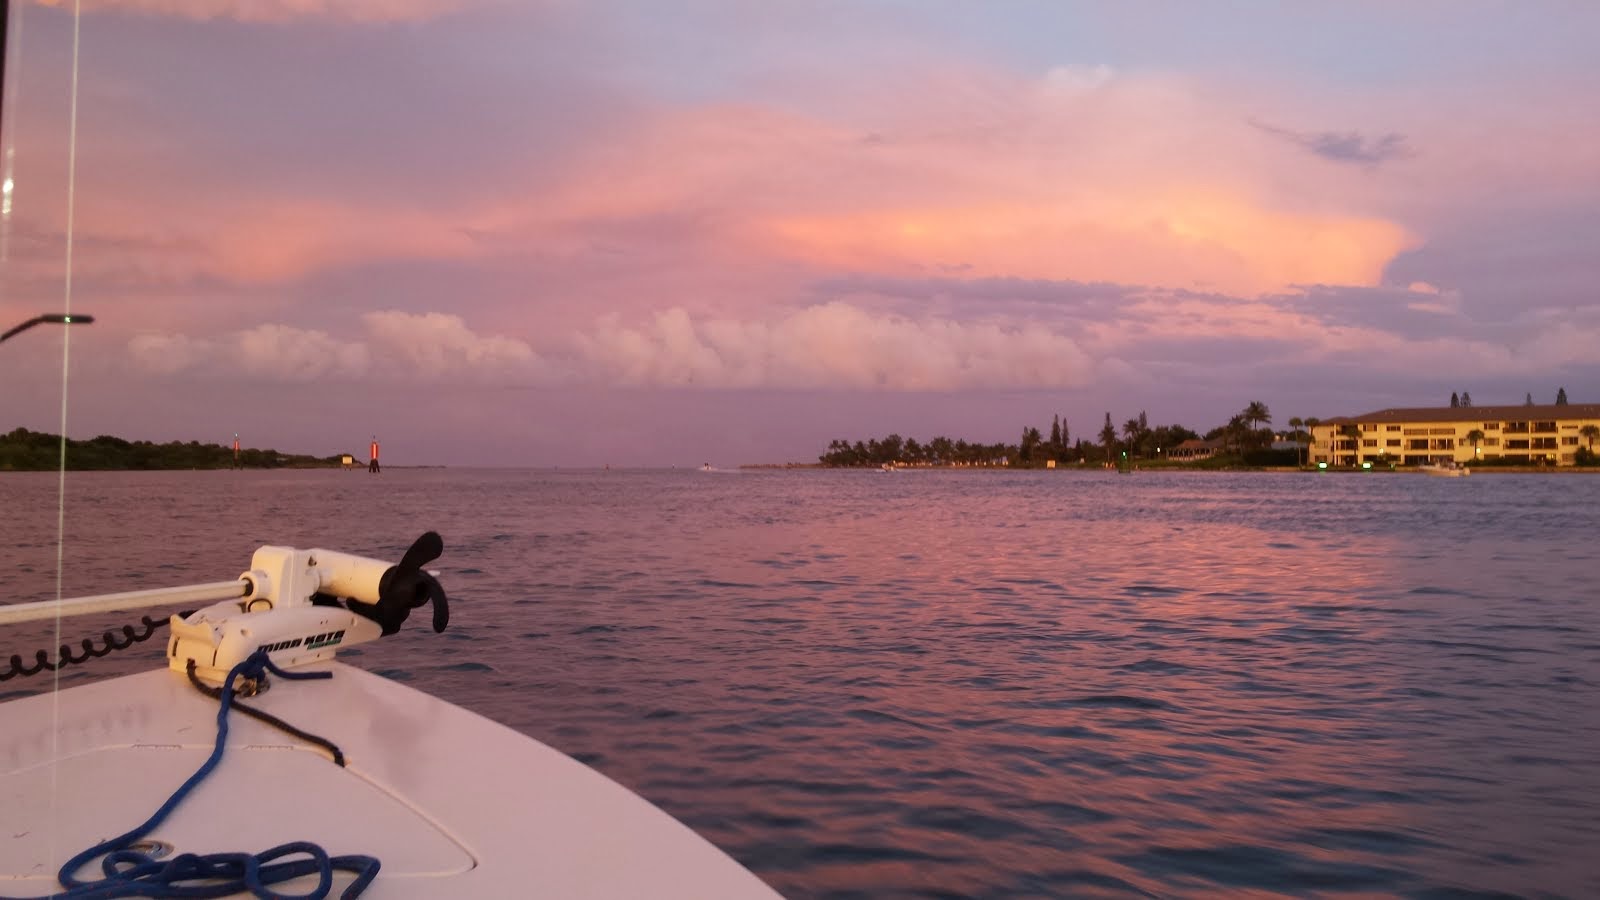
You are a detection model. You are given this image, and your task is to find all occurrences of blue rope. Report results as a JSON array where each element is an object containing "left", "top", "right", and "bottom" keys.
[{"left": 2, "top": 650, "right": 380, "bottom": 899}]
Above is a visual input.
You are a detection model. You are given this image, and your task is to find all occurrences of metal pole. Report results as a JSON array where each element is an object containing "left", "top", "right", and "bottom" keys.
[
  {"left": 1, "top": 313, "right": 95, "bottom": 343},
  {"left": 1, "top": 0, "right": 9, "bottom": 155}
]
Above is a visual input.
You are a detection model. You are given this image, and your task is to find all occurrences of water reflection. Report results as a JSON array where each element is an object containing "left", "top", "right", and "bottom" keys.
[{"left": 3, "top": 469, "right": 1597, "bottom": 896}]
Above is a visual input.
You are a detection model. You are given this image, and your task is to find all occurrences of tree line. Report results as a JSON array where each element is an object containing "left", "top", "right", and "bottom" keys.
[
  {"left": 0, "top": 428, "right": 349, "bottom": 471},
  {"left": 820, "top": 401, "right": 1293, "bottom": 468}
]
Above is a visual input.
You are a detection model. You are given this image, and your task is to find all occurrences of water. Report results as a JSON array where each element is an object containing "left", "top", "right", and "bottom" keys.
[{"left": 3, "top": 468, "right": 1598, "bottom": 898}]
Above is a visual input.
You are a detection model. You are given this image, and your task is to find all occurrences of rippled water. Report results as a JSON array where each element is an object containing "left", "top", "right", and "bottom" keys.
[{"left": 3, "top": 469, "right": 1598, "bottom": 898}]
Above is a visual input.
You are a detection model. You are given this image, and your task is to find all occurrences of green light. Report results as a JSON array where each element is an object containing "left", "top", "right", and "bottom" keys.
[
  {"left": 1317, "top": 462, "right": 1328, "bottom": 469},
  {"left": 62, "top": 316, "right": 71, "bottom": 323},
  {"left": 1362, "top": 462, "right": 1372, "bottom": 469}
]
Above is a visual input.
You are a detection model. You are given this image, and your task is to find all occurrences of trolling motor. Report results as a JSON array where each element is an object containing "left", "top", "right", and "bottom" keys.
[{"left": 168, "top": 532, "right": 449, "bottom": 684}]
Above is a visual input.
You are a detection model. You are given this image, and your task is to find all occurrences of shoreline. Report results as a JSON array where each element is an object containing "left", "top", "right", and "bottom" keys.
[{"left": 749, "top": 463, "right": 1599, "bottom": 475}]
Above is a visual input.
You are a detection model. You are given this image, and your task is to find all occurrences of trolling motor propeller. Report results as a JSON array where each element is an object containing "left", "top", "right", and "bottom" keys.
[{"left": 367, "top": 531, "right": 450, "bottom": 635}]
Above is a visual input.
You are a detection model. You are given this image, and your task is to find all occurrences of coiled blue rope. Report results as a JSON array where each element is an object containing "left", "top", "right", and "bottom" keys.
[{"left": 3, "top": 650, "right": 380, "bottom": 899}]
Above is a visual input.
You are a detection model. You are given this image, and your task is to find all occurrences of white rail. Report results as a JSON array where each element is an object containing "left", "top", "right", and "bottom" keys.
[{"left": 0, "top": 580, "right": 248, "bottom": 626}]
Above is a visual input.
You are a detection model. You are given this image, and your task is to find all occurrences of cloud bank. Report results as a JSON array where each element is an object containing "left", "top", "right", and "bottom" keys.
[
  {"left": 574, "top": 303, "right": 1093, "bottom": 391},
  {"left": 129, "top": 304, "right": 1095, "bottom": 391},
  {"left": 128, "top": 312, "right": 542, "bottom": 383}
]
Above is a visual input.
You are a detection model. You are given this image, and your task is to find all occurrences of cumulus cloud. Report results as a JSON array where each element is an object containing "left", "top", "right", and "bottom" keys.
[
  {"left": 1249, "top": 119, "right": 1414, "bottom": 167},
  {"left": 129, "top": 324, "right": 369, "bottom": 382},
  {"left": 571, "top": 303, "right": 1094, "bottom": 391},
  {"left": 128, "top": 304, "right": 1095, "bottom": 391},
  {"left": 362, "top": 311, "right": 540, "bottom": 378},
  {"left": 126, "top": 332, "right": 220, "bottom": 376},
  {"left": 128, "top": 312, "right": 542, "bottom": 383},
  {"left": 34, "top": 0, "right": 473, "bottom": 24},
  {"left": 235, "top": 324, "right": 372, "bottom": 381}
]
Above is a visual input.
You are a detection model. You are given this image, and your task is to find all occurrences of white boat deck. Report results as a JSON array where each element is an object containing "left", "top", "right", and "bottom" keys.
[{"left": 2, "top": 663, "right": 780, "bottom": 898}]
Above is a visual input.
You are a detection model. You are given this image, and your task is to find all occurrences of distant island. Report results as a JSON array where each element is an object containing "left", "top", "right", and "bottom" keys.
[
  {"left": 819, "top": 403, "right": 1298, "bottom": 469},
  {"left": 819, "top": 392, "right": 1599, "bottom": 471},
  {"left": 0, "top": 427, "right": 352, "bottom": 471}
]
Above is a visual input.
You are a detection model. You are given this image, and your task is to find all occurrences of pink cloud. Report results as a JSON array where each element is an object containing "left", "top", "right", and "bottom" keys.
[
  {"left": 22, "top": 10, "right": 1597, "bottom": 414},
  {"left": 572, "top": 303, "right": 1095, "bottom": 391},
  {"left": 495, "top": 68, "right": 1420, "bottom": 298},
  {"left": 49, "top": 49, "right": 1562, "bottom": 326}
]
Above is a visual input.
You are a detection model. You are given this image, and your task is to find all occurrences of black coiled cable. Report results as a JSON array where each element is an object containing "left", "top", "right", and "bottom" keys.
[{"left": 1, "top": 615, "right": 170, "bottom": 682}]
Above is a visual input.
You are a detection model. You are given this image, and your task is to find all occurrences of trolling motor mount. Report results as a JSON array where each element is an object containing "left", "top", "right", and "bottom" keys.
[{"left": 168, "top": 532, "right": 450, "bottom": 684}]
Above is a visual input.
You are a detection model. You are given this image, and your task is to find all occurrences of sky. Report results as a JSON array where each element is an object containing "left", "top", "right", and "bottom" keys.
[{"left": 2, "top": 0, "right": 1597, "bottom": 466}]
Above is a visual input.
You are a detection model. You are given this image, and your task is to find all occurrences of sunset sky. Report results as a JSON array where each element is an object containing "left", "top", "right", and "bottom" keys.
[{"left": 3, "top": 1, "right": 1597, "bottom": 465}]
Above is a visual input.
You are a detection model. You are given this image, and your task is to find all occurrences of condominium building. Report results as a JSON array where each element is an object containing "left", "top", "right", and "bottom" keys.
[{"left": 1308, "top": 404, "right": 1600, "bottom": 467}]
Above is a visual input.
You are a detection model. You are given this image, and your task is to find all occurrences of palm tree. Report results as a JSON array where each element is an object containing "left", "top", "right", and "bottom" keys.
[
  {"left": 1464, "top": 428, "right": 1485, "bottom": 464},
  {"left": 1581, "top": 424, "right": 1599, "bottom": 450},
  {"left": 1288, "top": 417, "right": 1305, "bottom": 466},
  {"left": 1304, "top": 417, "right": 1321, "bottom": 467},
  {"left": 1339, "top": 424, "right": 1362, "bottom": 466},
  {"left": 1241, "top": 401, "right": 1271, "bottom": 449}
]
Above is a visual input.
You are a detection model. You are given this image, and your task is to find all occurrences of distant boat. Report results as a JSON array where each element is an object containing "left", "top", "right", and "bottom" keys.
[
  {"left": 1418, "top": 461, "right": 1470, "bottom": 477},
  {"left": 880, "top": 463, "right": 898, "bottom": 473},
  {"left": 700, "top": 463, "right": 715, "bottom": 472}
]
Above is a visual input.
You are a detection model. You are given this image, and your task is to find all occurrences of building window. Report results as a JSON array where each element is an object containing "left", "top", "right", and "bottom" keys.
[
  {"left": 1431, "top": 439, "right": 1456, "bottom": 450},
  {"left": 1386, "top": 439, "right": 1401, "bottom": 447},
  {"left": 1484, "top": 422, "right": 1500, "bottom": 431},
  {"left": 1506, "top": 439, "right": 1530, "bottom": 449},
  {"left": 1385, "top": 425, "right": 1401, "bottom": 432},
  {"left": 1408, "top": 438, "right": 1430, "bottom": 450},
  {"left": 1362, "top": 423, "right": 1378, "bottom": 432},
  {"left": 1532, "top": 437, "right": 1557, "bottom": 450},
  {"left": 1505, "top": 422, "right": 1529, "bottom": 433},
  {"left": 1562, "top": 453, "right": 1576, "bottom": 463},
  {"left": 1363, "top": 439, "right": 1378, "bottom": 447},
  {"left": 1562, "top": 436, "right": 1579, "bottom": 446},
  {"left": 1533, "top": 421, "right": 1557, "bottom": 433},
  {"left": 1485, "top": 437, "right": 1500, "bottom": 447},
  {"left": 1403, "top": 427, "right": 1429, "bottom": 436}
]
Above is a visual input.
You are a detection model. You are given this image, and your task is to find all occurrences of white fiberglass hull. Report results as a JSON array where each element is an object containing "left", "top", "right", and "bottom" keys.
[{"left": 1, "top": 663, "right": 780, "bottom": 898}]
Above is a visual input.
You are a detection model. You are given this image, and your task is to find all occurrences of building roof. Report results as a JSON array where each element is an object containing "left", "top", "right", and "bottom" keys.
[{"left": 1318, "top": 403, "right": 1600, "bottom": 425}]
